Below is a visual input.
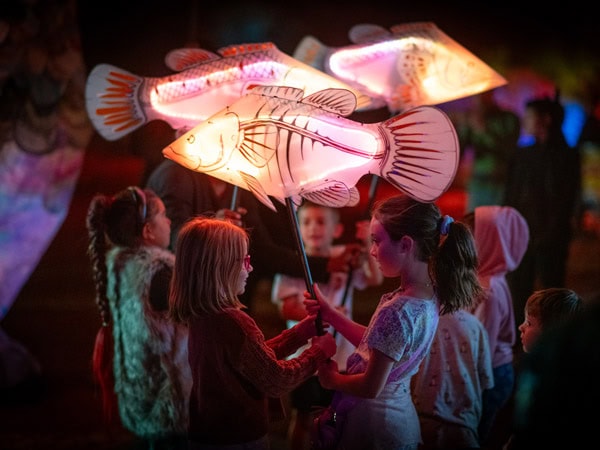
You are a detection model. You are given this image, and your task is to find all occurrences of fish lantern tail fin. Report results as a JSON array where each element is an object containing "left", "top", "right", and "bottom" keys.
[
  {"left": 379, "top": 106, "right": 459, "bottom": 202},
  {"left": 85, "top": 64, "right": 147, "bottom": 141}
]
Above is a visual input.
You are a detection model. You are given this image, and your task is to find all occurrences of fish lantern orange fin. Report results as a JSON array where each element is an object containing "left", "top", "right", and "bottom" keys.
[
  {"left": 164, "top": 48, "right": 221, "bottom": 72},
  {"left": 348, "top": 24, "right": 392, "bottom": 44},
  {"left": 217, "top": 42, "right": 276, "bottom": 57},
  {"left": 85, "top": 64, "right": 146, "bottom": 141}
]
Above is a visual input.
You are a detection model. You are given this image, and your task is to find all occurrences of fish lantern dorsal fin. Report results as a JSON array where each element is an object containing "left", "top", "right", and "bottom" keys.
[
  {"left": 348, "top": 24, "right": 391, "bottom": 44},
  {"left": 217, "top": 42, "right": 276, "bottom": 57},
  {"left": 303, "top": 89, "right": 357, "bottom": 116},
  {"left": 250, "top": 85, "right": 305, "bottom": 101},
  {"left": 164, "top": 48, "right": 221, "bottom": 72}
]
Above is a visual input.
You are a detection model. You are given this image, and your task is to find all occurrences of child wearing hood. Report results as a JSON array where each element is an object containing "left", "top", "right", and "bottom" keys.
[{"left": 463, "top": 205, "right": 529, "bottom": 447}]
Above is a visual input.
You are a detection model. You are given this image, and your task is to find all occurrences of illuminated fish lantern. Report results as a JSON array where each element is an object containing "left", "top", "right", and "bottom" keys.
[
  {"left": 293, "top": 22, "right": 507, "bottom": 113},
  {"left": 85, "top": 42, "right": 372, "bottom": 141},
  {"left": 162, "top": 85, "right": 459, "bottom": 212}
]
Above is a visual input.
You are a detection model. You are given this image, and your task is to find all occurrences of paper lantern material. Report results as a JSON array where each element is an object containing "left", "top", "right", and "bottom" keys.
[
  {"left": 294, "top": 22, "right": 507, "bottom": 113},
  {"left": 85, "top": 42, "right": 372, "bottom": 141},
  {"left": 162, "top": 85, "right": 459, "bottom": 211}
]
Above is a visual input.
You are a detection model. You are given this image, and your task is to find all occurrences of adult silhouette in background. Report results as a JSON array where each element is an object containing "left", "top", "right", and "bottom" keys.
[
  {"left": 504, "top": 92, "right": 581, "bottom": 328},
  {"left": 457, "top": 89, "right": 521, "bottom": 211},
  {"left": 576, "top": 88, "right": 600, "bottom": 236}
]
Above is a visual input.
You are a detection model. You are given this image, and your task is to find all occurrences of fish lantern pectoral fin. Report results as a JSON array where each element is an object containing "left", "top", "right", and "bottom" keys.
[
  {"left": 240, "top": 172, "right": 276, "bottom": 211},
  {"left": 302, "top": 182, "right": 360, "bottom": 208}
]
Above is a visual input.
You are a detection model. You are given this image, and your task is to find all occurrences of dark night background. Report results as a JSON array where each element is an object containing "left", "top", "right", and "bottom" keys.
[
  {"left": 76, "top": 0, "right": 600, "bottom": 178},
  {"left": 0, "top": 2, "right": 598, "bottom": 449},
  {"left": 78, "top": 0, "right": 598, "bottom": 101}
]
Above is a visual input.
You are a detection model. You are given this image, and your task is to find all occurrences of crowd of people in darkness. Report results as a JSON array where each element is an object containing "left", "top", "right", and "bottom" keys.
[
  {"left": 71, "top": 87, "right": 600, "bottom": 449},
  {"left": 2, "top": 4, "right": 598, "bottom": 446}
]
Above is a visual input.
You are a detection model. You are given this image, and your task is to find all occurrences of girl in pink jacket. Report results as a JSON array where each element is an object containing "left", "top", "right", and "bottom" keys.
[{"left": 463, "top": 205, "right": 529, "bottom": 446}]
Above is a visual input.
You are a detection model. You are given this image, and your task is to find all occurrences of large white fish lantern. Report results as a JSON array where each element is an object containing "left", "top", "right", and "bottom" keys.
[
  {"left": 294, "top": 22, "right": 507, "bottom": 113},
  {"left": 162, "top": 85, "right": 459, "bottom": 212},
  {"left": 85, "top": 42, "right": 372, "bottom": 141}
]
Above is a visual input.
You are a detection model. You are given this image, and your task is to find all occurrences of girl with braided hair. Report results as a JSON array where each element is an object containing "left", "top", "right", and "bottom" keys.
[
  {"left": 305, "top": 194, "right": 483, "bottom": 449},
  {"left": 86, "top": 186, "right": 190, "bottom": 449}
]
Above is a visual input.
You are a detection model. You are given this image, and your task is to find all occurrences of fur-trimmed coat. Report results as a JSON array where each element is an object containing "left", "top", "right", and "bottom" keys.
[{"left": 106, "top": 245, "right": 190, "bottom": 438}]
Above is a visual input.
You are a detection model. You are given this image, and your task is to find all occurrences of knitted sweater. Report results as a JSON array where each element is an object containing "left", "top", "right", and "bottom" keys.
[
  {"left": 106, "top": 245, "right": 191, "bottom": 438},
  {"left": 187, "top": 308, "right": 330, "bottom": 445}
]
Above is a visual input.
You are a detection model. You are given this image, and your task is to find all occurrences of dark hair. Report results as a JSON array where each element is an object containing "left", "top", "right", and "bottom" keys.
[
  {"left": 512, "top": 301, "right": 597, "bottom": 448},
  {"left": 86, "top": 187, "right": 161, "bottom": 326},
  {"left": 525, "top": 90, "right": 565, "bottom": 131},
  {"left": 85, "top": 186, "right": 162, "bottom": 422},
  {"left": 371, "top": 195, "right": 482, "bottom": 314},
  {"left": 525, "top": 288, "right": 584, "bottom": 330},
  {"left": 462, "top": 211, "right": 475, "bottom": 230}
]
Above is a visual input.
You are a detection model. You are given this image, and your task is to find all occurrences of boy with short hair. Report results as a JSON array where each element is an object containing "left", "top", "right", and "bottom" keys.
[{"left": 518, "top": 287, "right": 583, "bottom": 353}]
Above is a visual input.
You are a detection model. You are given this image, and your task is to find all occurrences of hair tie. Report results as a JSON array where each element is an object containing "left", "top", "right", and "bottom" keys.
[{"left": 439, "top": 215, "right": 454, "bottom": 236}]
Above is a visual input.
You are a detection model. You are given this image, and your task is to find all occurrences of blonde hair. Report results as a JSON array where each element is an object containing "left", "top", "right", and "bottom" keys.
[{"left": 169, "top": 217, "right": 249, "bottom": 323}]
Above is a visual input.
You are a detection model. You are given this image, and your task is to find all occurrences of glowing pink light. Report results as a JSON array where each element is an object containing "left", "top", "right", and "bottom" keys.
[
  {"left": 294, "top": 22, "right": 507, "bottom": 113},
  {"left": 163, "top": 85, "right": 460, "bottom": 211},
  {"left": 86, "top": 42, "right": 372, "bottom": 141}
]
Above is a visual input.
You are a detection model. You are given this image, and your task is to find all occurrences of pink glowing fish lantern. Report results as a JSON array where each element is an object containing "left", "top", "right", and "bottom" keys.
[
  {"left": 162, "top": 85, "right": 459, "bottom": 212},
  {"left": 85, "top": 42, "right": 372, "bottom": 141},
  {"left": 294, "top": 22, "right": 507, "bottom": 113}
]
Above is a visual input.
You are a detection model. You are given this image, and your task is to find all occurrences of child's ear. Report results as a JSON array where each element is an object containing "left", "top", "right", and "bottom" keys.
[
  {"left": 142, "top": 222, "right": 153, "bottom": 241},
  {"left": 333, "top": 223, "right": 344, "bottom": 239},
  {"left": 399, "top": 235, "right": 413, "bottom": 253}
]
